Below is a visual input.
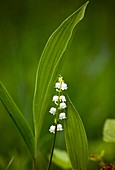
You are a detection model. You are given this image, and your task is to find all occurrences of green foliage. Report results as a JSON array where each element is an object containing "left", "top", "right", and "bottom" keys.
[
  {"left": 33, "top": 0, "right": 89, "bottom": 146},
  {"left": 103, "top": 119, "right": 115, "bottom": 143},
  {"left": 0, "top": 82, "right": 35, "bottom": 158},
  {"left": 0, "top": 1, "right": 89, "bottom": 169},
  {"left": 0, "top": 0, "right": 115, "bottom": 169},
  {"left": 64, "top": 96, "right": 89, "bottom": 170}
]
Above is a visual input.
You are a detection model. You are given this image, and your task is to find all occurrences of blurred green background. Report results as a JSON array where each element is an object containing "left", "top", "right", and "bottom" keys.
[{"left": 0, "top": 0, "right": 115, "bottom": 169}]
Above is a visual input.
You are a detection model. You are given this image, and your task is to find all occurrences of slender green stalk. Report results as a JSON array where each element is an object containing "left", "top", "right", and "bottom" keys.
[
  {"left": 47, "top": 75, "right": 65, "bottom": 170},
  {"left": 47, "top": 124, "right": 57, "bottom": 170},
  {"left": 33, "top": 157, "right": 39, "bottom": 170}
]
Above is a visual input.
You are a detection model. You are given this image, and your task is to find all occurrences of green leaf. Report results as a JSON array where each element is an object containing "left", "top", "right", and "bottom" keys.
[
  {"left": 64, "top": 96, "right": 89, "bottom": 170},
  {"left": 5, "top": 156, "right": 14, "bottom": 170},
  {"left": 0, "top": 82, "right": 35, "bottom": 158},
  {"left": 52, "top": 148, "right": 72, "bottom": 169},
  {"left": 33, "top": 1, "right": 89, "bottom": 144},
  {"left": 103, "top": 119, "right": 115, "bottom": 143}
]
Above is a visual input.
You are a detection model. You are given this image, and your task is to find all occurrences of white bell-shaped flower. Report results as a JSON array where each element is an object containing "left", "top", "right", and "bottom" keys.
[
  {"left": 49, "top": 125, "right": 55, "bottom": 133},
  {"left": 55, "top": 82, "right": 60, "bottom": 89},
  {"left": 49, "top": 107, "right": 56, "bottom": 115},
  {"left": 57, "top": 124, "right": 63, "bottom": 131},
  {"left": 61, "top": 82, "right": 68, "bottom": 90},
  {"left": 52, "top": 95, "right": 58, "bottom": 102},
  {"left": 60, "top": 95, "right": 66, "bottom": 102},
  {"left": 59, "top": 112, "right": 66, "bottom": 120},
  {"left": 60, "top": 102, "right": 67, "bottom": 109}
]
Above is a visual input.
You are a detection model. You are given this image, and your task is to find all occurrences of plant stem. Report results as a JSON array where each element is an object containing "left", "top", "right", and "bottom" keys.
[
  {"left": 33, "top": 139, "right": 39, "bottom": 170},
  {"left": 33, "top": 157, "right": 39, "bottom": 170},
  {"left": 47, "top": 75, "right": 63, "bottom": 170},
  {"left": 47, "top": 124, "right": 57, "bottom": 170}
]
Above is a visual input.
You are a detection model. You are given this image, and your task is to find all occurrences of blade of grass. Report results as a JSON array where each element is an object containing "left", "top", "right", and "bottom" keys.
[
  {"left": 33, "top": 1, "right": 89, "bottom": 145},
  {"left": 5, "top": 156, "right": 14, "bottom": 170},
  {"left": 64, "top": 96, "right": 89, "bottom": 170},
  {"left": 0, "top": 81, "right": 35, "bottom": 158}
]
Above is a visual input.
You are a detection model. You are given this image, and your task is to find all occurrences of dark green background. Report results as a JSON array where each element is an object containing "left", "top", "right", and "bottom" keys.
[{"left": 0, "top": 0, "right": 115, "bottom": 169}]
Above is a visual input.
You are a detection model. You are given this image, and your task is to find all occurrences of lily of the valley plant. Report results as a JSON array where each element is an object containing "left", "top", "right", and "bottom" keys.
[
  {"left": 0, "top": 2, "right": 89, "bottom": 170},
  {"left": 47, "top": 75, "right": 68, "bottom": 170}
]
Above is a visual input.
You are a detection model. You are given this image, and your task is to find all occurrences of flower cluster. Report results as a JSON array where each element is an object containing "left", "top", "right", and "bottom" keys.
[{"left": 49, "top": 75, "right": 68, "bottom": 134}]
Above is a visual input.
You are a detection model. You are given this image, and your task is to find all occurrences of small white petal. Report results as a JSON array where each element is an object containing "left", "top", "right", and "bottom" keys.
[
  {"left": 60, "top": 102, "right": 67, "bottom": 109},
  {"left": 49, "top": 107, "right": 56, "bottom": 115},
  {"left": 60, "top": 95, "right": 66, "bottom": 102},
  {"left": 55, "top": 82, "right": 60, "bottom": 89},
  {"left": 49, "top": 125, "right": 55, "bottom": 133},
  {"left": 57, "top": 124, "right": 63, "bottom": 131},
  {"left": 52, "top": 95, "right": 59, "bottom": 102},
  {"left": 59, "top": 113, "right": 66, "bottom": 120},
  {"left": 61, "top": 82, "right": 68, "bottom": 90}
]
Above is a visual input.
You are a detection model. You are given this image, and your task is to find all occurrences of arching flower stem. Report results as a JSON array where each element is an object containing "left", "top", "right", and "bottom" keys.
[
  {"left": 47, "top": 124, "right": 57, "bottom": 170},
  {"left": 48, "top": 75, "right": 67, "bottom": 170},
  {"left": 48, "top": 87, "right": 62, "bottom": 170}
]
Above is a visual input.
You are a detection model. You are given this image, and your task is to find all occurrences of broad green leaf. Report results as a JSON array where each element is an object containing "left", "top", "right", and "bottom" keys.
[
  {"left": 52, "top": 148, "right": 72, "bottom": 169},
  {"left": 64, "top": 96, "right": 89, "bottom": 170},
  {"left": 103, "top": 119, "right": 115, "bottom": 143},
  {"left": 33, "top": 1, "right": 89, "bottom": 144},
  {"left": 0, "top": 82, "right": 35, "bottom": 158}
]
